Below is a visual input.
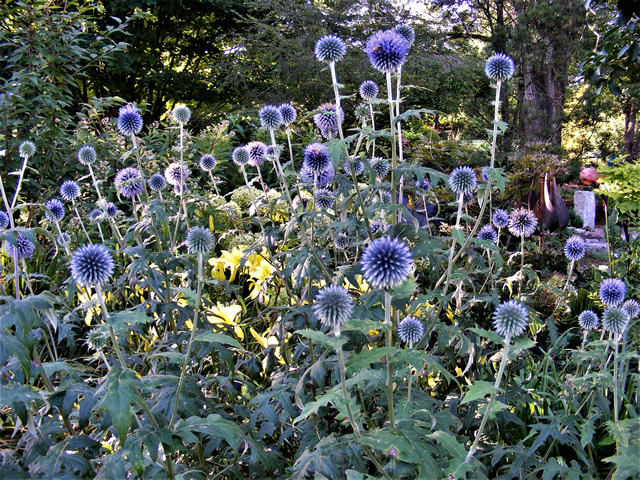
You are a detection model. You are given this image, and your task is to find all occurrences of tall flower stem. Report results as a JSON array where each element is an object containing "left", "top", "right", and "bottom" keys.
[
  {"left": 465, "top": 335, "right": 512, "bottom": 463},
  {"left": 488, "top": 80, "right": 502, "bottom": 223},
  {"left": 329, "top": 62, "right": 344, "bottom": 141},
  {"left": 563, "top": 260, "right": 575, "bottom": 292},
  {"left": 384, "top": 291, "right": 395, "bottom": 429},
  {"left": 130, "top": 132, "right": 149, "bottom": 201},
  {"left": 395, "top": 68, "right": 405, "bottom": 222},
  {"left": 518, "top": 234, "right": 525, "bottom": 299},
  {"left": 72, "top": 200, "right": 91, "bottom": 244},
  {"left": 207, "top": 172, "right": 221, "bottom": 196},
  {"left": 604, "top": 199, "right": 614, "bottom": 276},
  {"left": 269, "top": 129, "right": 295, "bottom": 213},
  {"left": 10, "top": 154, "right": 30, "bottom": 211},
  {"left": 386, "top": 71, "right": 398, "bottom": 225},
  {"left": 442, "top": 193, "right": 465, "bottom": 303},
  {"left": 369, "top": 104, "right": 376, "bottom": 157},
  {"left": 169, "top": 252, "right": 204, "bottom": 426},
  {"left": 285, "top": 129, "right": 295, "bottom": 171},
  {"left": 240, "top": 166, "right": 266, "bottom": 234},
  {"left": 613, "top": 335, "right": 620, "bottom": 424},
  {"left": 53, "top": 222, "right": 71, "bottom": 256},
  {"left": 0, "top": 174, "right": 20, "bottom": 299}
]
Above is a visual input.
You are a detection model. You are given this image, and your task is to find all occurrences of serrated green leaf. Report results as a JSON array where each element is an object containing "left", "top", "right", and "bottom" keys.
[
  {"left": 95, "top": 367, "right": 142, "bottom": 446},
  {"left": 360, "top": 428, "right": 421, "bottom": 464},
  {"left": 346, "top": 347, "right": 395, "bottom": 374},
  {"left": 195, "top": 331, "right": 243, "bottom": 349},
  {"left": 467, "top": 327, "right": 504, "bottom": 345},
  {"left": 295, "top": 329, "right": 346, "bottom": 350},
  {"left": 293, "top": 390, "right": 340, "bottom": 424},
  {"left": 461, "top": 380, "right": 498, "bottom": 404}
]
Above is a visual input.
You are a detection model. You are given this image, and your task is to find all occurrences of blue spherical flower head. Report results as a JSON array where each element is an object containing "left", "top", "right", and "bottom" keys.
[
  {"left": 599, "top": 278, "right": 626, "bottom": 307},
  {"left": 315, "top": 34, "right": 347, "bottom": 63},
  {"left": 279, "top": 103, "right": 297, "bottom": 125},
  {"left": 365, "top": 30, "right": 410, "bottom": 73},
  {"left": 415, "top": 177, "right": 431, "bottom": 192},
  {"left": 578, "top": 310, "right": 599, "bottom": 331},
  {"left": 564, "top": 235, "right": 586, "bottom": 261},
  {"left": 493, "top": 300, "right": 529, "bottom": 338},
  {"left": 172, "top": 105, "right": 191, "bottom": 124},
  {"left": 114, "top": 167, "right": 143, "bottom": 199},
  {"left": 0, "top": 211, "right": 9, "bottom": 229},
  {"left": 301, "top": 161, "right": 335, "bottom": 187},
  {"left": 70, "top": 244, "right": 115, "bottom": 286},
  {"left": 369, "top": 219, "right": 382, "bottom": 235},
  {"left": 379, "top": 189, "right": 392, "bottom": 205},
  {"left": 117, "top": 104, "right": 143, "bottom": 136},
  {"left": 314, "top": 103, "right": 344, "bottom": 139},
  {"left": 199, "top": 154, "right": 217, "bottom": 172},
  {"left": 622, "top": 299, "right": 639, "bottom": 319},
  {"left": 485, "top": 53, "right": 515, "bottom": 82},
  {"left": 448, "top": 166, "right": 477, "bottom": 195},
  {"left": 313, "top": 284, "right": 354, "bottom": 335},
  {"left": 359, "top": 80, "right": 379, "bottom": 101},
  {"left": 398, "top": 316, "right": 423, "bottom": 345},
  {"left": 481, "top": 166, "right": 490, "bottom": 182},
  {"left": 492, "top": 209, "right": 509, "bottom": 228},
  {"left": 60, "top": 180, "right": 80, "bottom": 202},
  {"left": 4, "top": 232, "right": 36, "bottom": 259},
  {"left": 462, "top": 192, "right": 474, "bottom": 206},
  {"left": 164, "top": 162, "right": 190, "bottom": 186},
  {"left": 148, "top": 173, "right": 167, "bottom": 192},
  {"left": 44, "top": 199, "right": 65, "bottom": 222},
  {"left": 266, "top": 145, "right": 280, "bottom": 161},
  {"left": 246, "top": 141, "right": 268, "bottom": 167},
  {"left": 186, "top": 226, "right": 214, "bottom": 255},
  {"left": 19, "top": 140, "right": 36, "bottom": 158},
  {"left": 334, "top": 232, "right": 349, "bottom": 250},
  {"left": 394, "top": 24, "right": 415, "bottom": 46},
  {"left": 344, "top": 157, "right": 364, "bottom": 176},
  {"left": 602, "top": 306, "right": 630, "bottom": 335},
  {"left": 89, "top": 209, "right": 103, "bottom": 223},
  {"left": 105, "top": 202, "right": 118, "bottom": 218},
  {"left": 361, "top": 236, "right": 413, "bottom": 290},
  {"left": 258, "top": 105, "right": 283, "bottom": 130},
  {"left": 315, "top": 187, "right": 334, "bottom": 210},
  {"left": 478, "top": 225, "right": 498, "bottom": 244},
  {"left": 77, "top": 145, "right": 97, "bottom": 166},
  {"left": 508, "top": 208, "right": 537, "bottom": 237},
  {"left": 57, "top": 232, "right": 71, "bottom": 247},
  {"left": 372, "top": 158, "right": 389, "bottom": 179},
  {"left": 232, "top": 146, "right": 250, "bottom": 166}
]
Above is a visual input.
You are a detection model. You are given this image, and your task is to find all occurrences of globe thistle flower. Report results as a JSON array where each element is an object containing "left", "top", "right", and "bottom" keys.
[
  {"left": 508, "top": 208, "right": 537, "bottom": 237},
  {"left": 462, "top": 192, "right": 474, "bottom": 206},
  {"left": 198, "top": 154, "right": 216, "bottom": 172},
  {"left": 334, "top": 232, "right": 349, "bottom": 250},
  {"left": 279, "top": 103, "right": 297, "bottom": 125},
  {"left": 57, "top": 232, "right": 71, "bottom": 247},
  {"left": 89, "top": 209, "right": 103, "bottom": 223},
  {"left": 481, "top": 166, "right": 490, "bottom": 182},
  {"left": 258, "top": 105, "right": 283, "bottom": 130},
  {"left": 232, "top": 146, "right": 250, "bottom": 166},
  {"left": 117, "top": 104, "right": 143, "bottom": 136},
  {"left": 622, "top": 299, "right": 639, "bottom": 319},
  {"left": 485, "top": 53, "right": 515, "bottom": 82},
  {"left": 578, "top": 310, "right": 599, "bottom": 331},
  {"left": 564, "top": 235, "right": 586, "bottom": 261},
  {"left": 448, "top": 166, "right": 477, "bottom": 195},
  {"left": 0, "top": 211, "right": 9, "bottom": 229},
  {"left": 44, "top": 199, "right": 65, "bottom": 222},
  {"left": 172, "top": 105, "right": 191, "bottom": 124},
  {"left": 77, "top": 145, "right": 97, "bottom": 166},
  {"left": 372, "top": 158, "right": 389, "bottom": 179},
  {"left": 365, "top": 30, "right": 410, "bottom": 73},
  {"left": 599, "top": 278, "right": 626, "bottom": 307},
  {"left": 266, "top": 145, "right": 281, "bottom": 161},
  {"left": 114, "top": 167, "right": 144, "bottom": 198},
  {"left": 70, "top": 243, "right": 115, "bottom": 286},
  {"left": 477, "top": 225, "right": 498, "bottom": 244},
  {"left": 105, "top": 202, "right": 118, "bottom": 218},
  {"left": 314, "top": 34, "right": 347, "bottom": 64},
  {"left": 394, "top": 24, "right": 415, "bottom": 46},
  {"left": 361, "top": 236, "right": 413, "bottom": 290},
  {"left": 355, "top": 104, "right": 370, "bottom": 123},
  {"left": 493, "top": 300, "right": 529, "bottom": 338},
  {"left": 173, "top": 183, "right": 189, "bottom": 195},
  {"left": 315, "top": 188, "right": 334, "bottom": 210},
  {"left": 359, "top": 80, "right": 379, "bottom": 101},
  {"left": 300, "top": 162, "right": 335, "bottom": 187},
  {"left": 415, "top": 178, "right": 431, "bottom": 192},
  {"left": 164, "top": 162, "right": 190, "bottom": 186},
  {"left": 246, "top": 141, "right": 268, "bottom": 167},
  {"left": 602, "top": 306, "right": 630, "bottom": 335},
  {"left": 303, "top": 143, "right": 331, "bottom": 173},
  {"left": 398, "top": 316, "right": 423, "bottom": 345},
  {"left": 59, "top": 180, "right": 80, "bottom": 202},
  {"left": 344, "top": 157, "right": 364, "bottom": 176},
  {"left": 4, "top": 232, "right": 36, "bottom": 259},
  {"left": 370, "top": 219, "right": 382, "bottom": 235},
  {"left": 186, "top": 226, "right": 214, "bottom": 254},
  {"left": 19, "top": 140, "right": 36, "bottom": 158},
  {"left": 492, "top": 209, "right": 509, "bottom": 229},
  {"left": 313, "top": 284, "right": 354, "bottom": 334},
  {"left": 379, "top": 189, "right": 392, "bottom": 205},
  {"left": 313, "top": 103, "right": 344, "bottom": 139},
  {"left": 148, "top": 173, "right": 167, "bottom": 192}
]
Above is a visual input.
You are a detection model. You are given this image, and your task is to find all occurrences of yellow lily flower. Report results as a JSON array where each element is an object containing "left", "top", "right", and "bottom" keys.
[{"left": 206, "top": 302, "right": 244, "bottom": 340}]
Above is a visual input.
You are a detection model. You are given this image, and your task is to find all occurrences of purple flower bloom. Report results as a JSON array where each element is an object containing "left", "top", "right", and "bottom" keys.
[
  {"left": 365, "top": 30, "right": 410, "bottom": 73},
  {"left": 578, "top": 310, "right": 599, "bottom": 331},
  {"left": 148, "top": 173, "right": 167, "bottom": 191},
  {"left": 60, "top": 181, "right": 80, "bottom": 201},
  {"left": 361, "top": 236, "right": 413, "bottom": 290},
  {"left": 564, "top": 235, "right": 586, "bottom": 261},
  {"left": 485, "top": 53, "right": 515, "bottom": 82},
  {"left": 508, "top": 208, "right": 537, "bottom": 237},
  {"left": 232, "top": 146, "right": 250, "bottom": 166},
  {"left": 315, "top": 34, "right": 347, "bottom": 63},
  {"left": 199, "top": 154, "right": 217, "bottom": 172},
  {"left": 117, "top": 104, "right": 143, "bottom": 136},
  {"left": 4, "top": 232, "right": 35, "bottom": 259},
  {"left": 115, "top": 167, "right": 144, "bottom": 198},
  {"left": 70, "top": 243, "right": 114, "bottom": 286},
  {"left": 599, "top": 278, "right": 626, "bottom": 307},
  {"left": 258, "top": 105, "right": 283, "bottom": 130},
  {"left": 313, "top": 284, "right": 353, "bottom": 333},
  {"left": 44, "top": 199, "right": 65, "bottom": 222},
  {"left": 394, "top": 24, "right": 415, "bottom": 46},
  {"left": 279, "top": 103, "right": 297, "bottom": 125},
  {"left": 492, "top": 209, "right": 509, "bottom": 228},
  {"left": 315, "top": 187, "right": 334, "bottom": 210},
  {"left": 0, "top": 211, "right": 9, "bottom": 229},
  {"left": 313, "top": 103, "right": 344, "bottom": 139},
  {"left": 164, "top": 162, "right": 190, "bottom": 186},
  {"left": 246, "top": 141, "right": 268, "bottom": 167},
  {"left": 478, "top": 225, "right": 498, "bottom": 244},
  {"left": 359, "top": 80, "right": 379, "bottom": 100},
  {"left": 301, "top": 162, "right": 334, "bottom": 187},
  {"left": 398, "top": 316, "right": 423, "bottom": 345},
  {"left": 448, "top": 166, "right": 477, "bottom": 195}
]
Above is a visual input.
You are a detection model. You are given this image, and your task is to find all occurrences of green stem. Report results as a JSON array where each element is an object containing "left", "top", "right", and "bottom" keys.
[
  {"left": 604, "top": 199, "right": 614, "bottom": 276},
  {"left": 269, "top": 128, "right": 295, "bottom": 214},
  {"left": 72, "top": 201, "right": 92, "bottom": 244},
  {"left": 369, "top": 103, "right": 376, "bottom": 158},
  {"left": 10, "top": 154, "right": 29, "bottom": 211},
  {"left": 613, "top": 336, "right": 619, "bottom": 424},
  {"left": 563, "top": 260, "right": 575, "bottom": 292},
  {"left": 386, "top": 71, "right": 398, "bottom": 225},
  {"left": 465, "top": 336, "right": 511, "bottom": 463},
  {"left": 169, "top": 252, "right": 204, "bottom": 426},
  {"left": 518, "top": 234, "right": 525, "bottom": 299},
  {"left": 384, "top": 291, "right": 395, "bottom": 429}
]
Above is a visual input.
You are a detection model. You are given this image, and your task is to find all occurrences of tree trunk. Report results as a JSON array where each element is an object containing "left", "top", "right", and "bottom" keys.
[{"left": 623, "top": 99, "right": 638, "bottom": 161}]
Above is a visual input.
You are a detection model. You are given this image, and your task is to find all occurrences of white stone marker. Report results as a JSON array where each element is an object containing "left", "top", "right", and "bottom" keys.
[{"left": 574, "top": 190, "right": 596, "bottom": 230}]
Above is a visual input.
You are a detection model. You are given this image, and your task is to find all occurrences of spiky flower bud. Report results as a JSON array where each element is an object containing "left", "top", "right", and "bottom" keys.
[
  {"left": 77, "top": 145, "right": 97, "bottom": 165},
  {"left": 60, "top": 181, "right": 80, "bottom": 201},
  {"left": 105, "top": 202, "right": 118, "bottom": 218},
  {"left": 258, "top": 105, "right": 283, "bottom": 130},
  {"left": 372, "top": 158, "right": 389, "bottom": 178},
  {"left": 564, "top": 235, "right": 586, "bottom": 261},
  {"left": 344, "top": 157, "right": 364, "bottom": 176},
  {"left": 493, "top": 300, "right": 529, "bottom": 338},
  {"left": 199, "top": 154, "right": 216, "bottom": 172},
  {"left": 44, "top": 199, "right": 65, "bottom": 222},
  {"left": 314, "top": 103, "right": 344, "bottom": 139},
  {"left": 398, "top": 316, "right": 423, "bottom": 345},
  {"left": 448, "top": 166, "right": 477, "bottom": 195},
  {"left": 578, "top": 310, "right": 599, "bottom": 331},
  {"left": 365, "top": 30, "right": 410, "bottom": 73},
  {"left": 508, "top": 208, "right": 537, "bottom": 237},
  {"left": 4, "top": 232, "right": 36, "bottom": 259},
  {"left": 246, "top": 141, "right": 268, "bottom": 167},
  {"left": 485, "top": 53, "right": 515, "bottom": 82},
  {"left": 314, "top": 34, "right": 347, "bottom": 63},
  {"left": 599, "top": 278, "right": 626, "bottom": 307},
  {"left": 232, "top": 146, "right": 250, "bottom": 166},
  {"left": 315, "top": 188, "right": 334, "bottom": 210},
  {"left": 18, "top": 140, "right": 36, "bottom": 158},
  {"left": 186, "top": 226, "right": 214, "bottom": 254},
  {"left": 279, "top": 103, "right": 297, "bottom": 125},
  {"left": 117, "top": 104, "right": 143, "bottom": 135},
  {"left": 492, "top": 209, "right": 509, "bottom": 229},
  {"left": 359, "top": 80, "right": 379, "bottom": 100},
  {"left": 602, "top": 306, "right": 630, "bottom": 335},
  {"left": 334, "top": 232, "right": 349, "bottom": 250},
  {"left": 57, "top": 232, "right": 71, "bottom": 247},
  {"left": 622, "top": 299, "right": 639, "bottom": 319},
  {"left": 70, "top": 244, "right": 115, "bottom": 286},
  {"left": 172, "top": 105, "right": 191, "bottom": 124},
  {"left": 89, "top": 209, "right": 103, "bottom": 223},
  {"left": 313, "top": 284, "right": 354, "bottom": 334},
  {"left": 477, "top": 225, "right": 498, "bottom": 244},
  {"left": 300, "top": 162, "right": 334, "bottom": 187},
  {"left": 0, "top": 211, "right": 9, "bottom": 229},
  {"left": 114, "top": 167, "right": 144, "bottom": 198},
  {"left": 361, "top": 236, "right": 413, "bottom": 290},
  {"left": 148, "top": 173, "right": 167, "bottom": 191}
]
